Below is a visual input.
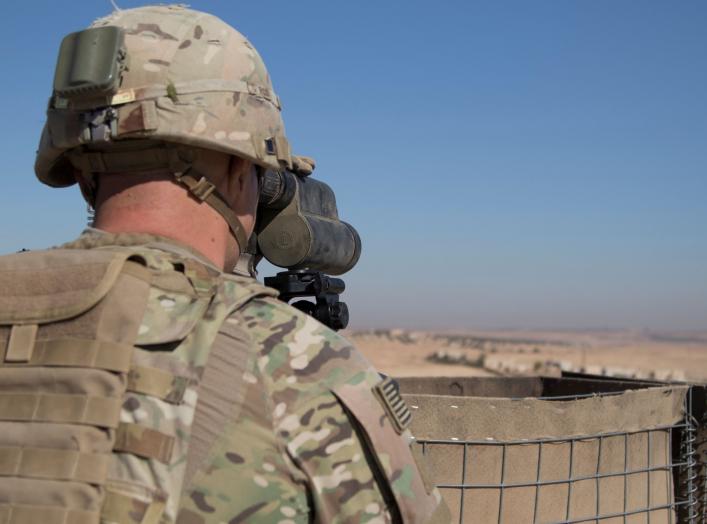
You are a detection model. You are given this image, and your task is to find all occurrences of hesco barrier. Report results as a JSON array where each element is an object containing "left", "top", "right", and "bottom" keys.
[{"left": 397, "top": 376, "right": 707, "bottom": 524}]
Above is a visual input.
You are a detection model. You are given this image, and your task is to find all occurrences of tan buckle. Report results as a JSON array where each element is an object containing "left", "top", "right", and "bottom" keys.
[{"left": 188, "top": 177, "right": 216, "bottom": 201}]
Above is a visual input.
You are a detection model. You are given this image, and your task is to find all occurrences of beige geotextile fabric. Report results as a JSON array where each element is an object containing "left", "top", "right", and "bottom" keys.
[
  {"left": 404, "top": 386, "right": 687, "bottom": 441},
  {"left": 404, "top": 386, "right": 687, "bottom": 524},
  {"left": 400, "top": 376, "right": 545, "bottom": 398}
]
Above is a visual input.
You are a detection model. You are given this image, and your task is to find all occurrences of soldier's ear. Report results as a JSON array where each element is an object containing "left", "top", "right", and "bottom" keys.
[
  {"left": 228, "top": 156, "right": 258, "bottom": 197},
  {"left": 228, "top": 156, "right": 246, "bottom": 184}
]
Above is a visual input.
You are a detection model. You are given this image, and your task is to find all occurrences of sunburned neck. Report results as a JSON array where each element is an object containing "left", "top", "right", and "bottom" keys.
[{"left": 92, "top": 178, "right": 235, "bottom": 270}]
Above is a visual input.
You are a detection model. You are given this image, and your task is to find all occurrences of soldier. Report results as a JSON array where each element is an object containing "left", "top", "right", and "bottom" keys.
[{"left": 0, "top": 5, "right": 449, "bottom": 523}]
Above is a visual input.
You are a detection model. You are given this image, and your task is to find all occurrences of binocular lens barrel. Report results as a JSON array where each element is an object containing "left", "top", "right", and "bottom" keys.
[
  {"left": 302, "top": 217, "right": 361, "bottom": 275},
  {"left": 257, "top": 170, "right": 362, "bottom": 276}
]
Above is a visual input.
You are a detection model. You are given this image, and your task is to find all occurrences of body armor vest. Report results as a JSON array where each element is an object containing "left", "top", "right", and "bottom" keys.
[{"left": 0, "top": 245, "right": 274, "bottom": 524}]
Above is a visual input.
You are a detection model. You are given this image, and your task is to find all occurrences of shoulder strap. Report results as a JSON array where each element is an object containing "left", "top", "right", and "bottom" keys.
[
  {"left": 181, "top": 312, "right": 256, "bottom": 490},
  {"left": 180, "top": 278, "right": 275, "bottom": 488},
  {"left": 101, "top": 254, "right": 275, "bottom": 523}
]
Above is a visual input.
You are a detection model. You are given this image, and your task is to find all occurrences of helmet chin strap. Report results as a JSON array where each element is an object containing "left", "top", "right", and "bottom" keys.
[
  {"left": 165, "top": 146, "right": 250, "bottom": 252},
  {"left": 69, "top": 143, "right": 250, "bottom": 252},
  {"left": 171, "top": 169, "right": 249, "bottom": 251}
]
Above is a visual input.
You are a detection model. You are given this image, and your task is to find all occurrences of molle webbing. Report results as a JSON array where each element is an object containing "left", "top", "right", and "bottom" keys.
[
  {"left": 0, "top": 447, "right": 110, "bottom": 484},
  {"left": 0, "top": 504, "right": 99, "bottom": 524},
  {"left": 0, "top": 244, "right": 275, "bottom": 524},
  {"left": 0, "top": 249, "right": 151, "bottom": 524},
  {"left": 0, "top": 392, "right": 122, "bottom": 427},
  {"left": 2, "top": 339, "right": 135, "bottom": 372}
]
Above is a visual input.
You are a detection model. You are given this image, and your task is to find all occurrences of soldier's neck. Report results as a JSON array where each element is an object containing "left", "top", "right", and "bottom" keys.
[{"left": 93, "top": 178, "right": 237, "bottom": 271}]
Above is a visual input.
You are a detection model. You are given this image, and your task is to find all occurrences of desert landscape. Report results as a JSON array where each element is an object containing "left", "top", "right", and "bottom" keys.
[{"left": 348, "top": 329, "right": 707, "bottom": 383}]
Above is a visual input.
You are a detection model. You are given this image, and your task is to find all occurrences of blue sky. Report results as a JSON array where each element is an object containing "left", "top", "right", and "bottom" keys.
[{"left": 1, "top": 1, "right": 705, "bottom": 331}]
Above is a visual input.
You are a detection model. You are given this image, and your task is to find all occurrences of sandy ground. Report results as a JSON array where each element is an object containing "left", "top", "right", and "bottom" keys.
[
  {"left": 346, "top": 329, "right": 707, "bottom": 382},
  {"left": 347, "top": 333, "right": 497, "bottom": 377}
]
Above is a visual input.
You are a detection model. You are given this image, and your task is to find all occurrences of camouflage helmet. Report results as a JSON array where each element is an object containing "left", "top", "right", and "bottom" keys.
[{"left": 35, "top": 4, "right": 292, "bottom": 189}]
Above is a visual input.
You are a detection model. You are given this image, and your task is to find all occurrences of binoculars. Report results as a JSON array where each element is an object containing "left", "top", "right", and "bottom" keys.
[
  {"left": 49, "top": 24, "right": 361, "bottom": 329},
  {"left": 252, "top": 169, "right": 361, "bottom": 331},
  {"left": 256, "top": 170, "right": 361, "bottom": 276}
]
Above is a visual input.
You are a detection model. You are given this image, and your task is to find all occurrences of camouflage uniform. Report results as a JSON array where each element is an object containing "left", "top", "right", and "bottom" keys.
[
  {"left": 60, "top": 229, "right": 448, "bottom": 524},
  {"left": 25, "top": 4, "right": 449, "bottom": 522}
]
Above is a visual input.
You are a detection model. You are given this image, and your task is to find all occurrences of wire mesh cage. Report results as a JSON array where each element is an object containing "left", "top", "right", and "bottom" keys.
[{"left": 398, "top": 376, "right": 706, "bottom": 524}]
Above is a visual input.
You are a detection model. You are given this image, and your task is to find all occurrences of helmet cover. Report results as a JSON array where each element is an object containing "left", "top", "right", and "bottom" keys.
[{"left": 35, "top": 4, "right": 292, "bottom": 188}]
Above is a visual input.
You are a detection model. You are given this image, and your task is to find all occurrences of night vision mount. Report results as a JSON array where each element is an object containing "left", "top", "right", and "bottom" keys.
[{"left": 249, "top": 167, "right": 361, "bottom": 331}]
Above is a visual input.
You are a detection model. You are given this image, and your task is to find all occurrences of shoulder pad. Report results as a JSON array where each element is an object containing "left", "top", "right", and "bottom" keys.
[{"left": 0, "top": 248, "right": 147, "bottom": 324}]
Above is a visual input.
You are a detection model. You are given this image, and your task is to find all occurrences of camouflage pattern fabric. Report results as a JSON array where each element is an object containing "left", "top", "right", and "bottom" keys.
[
  {"left": 66, "top": 230, "right": 447, "bottom": 523},
  {"left": 36, "top": 5, "right": 292, "bottom": 189}
]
